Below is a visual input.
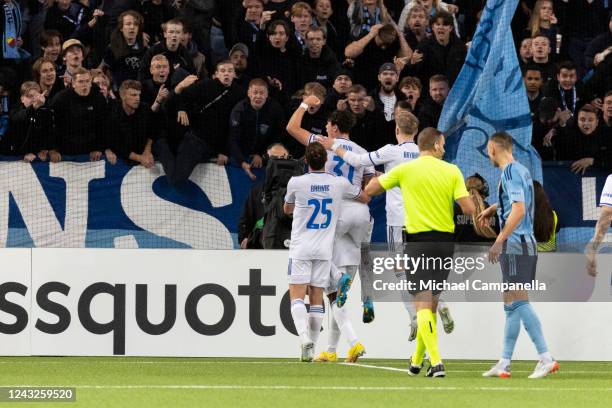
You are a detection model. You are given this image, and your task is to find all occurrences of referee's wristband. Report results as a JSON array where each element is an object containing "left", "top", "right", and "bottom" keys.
[{"left": 299, "top": 102, "right": 309, "bottom": 110}]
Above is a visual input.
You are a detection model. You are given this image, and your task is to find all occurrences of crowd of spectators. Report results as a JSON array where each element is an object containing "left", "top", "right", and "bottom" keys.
[{"left": 0, "top": 0, "right": 610, "bottom": 182}]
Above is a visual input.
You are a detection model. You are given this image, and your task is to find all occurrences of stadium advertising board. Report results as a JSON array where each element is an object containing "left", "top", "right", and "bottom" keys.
[{"left": 0, "top": 249, "right": 610, "bottom": 360}]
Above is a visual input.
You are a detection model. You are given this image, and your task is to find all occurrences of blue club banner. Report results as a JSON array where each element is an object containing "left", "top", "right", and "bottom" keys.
[
  {"left": 438, "top": 0, "right": 543, "bottom": 193},
  {"left": 0, "top": 158, "right": 606, "bottom": 248}
]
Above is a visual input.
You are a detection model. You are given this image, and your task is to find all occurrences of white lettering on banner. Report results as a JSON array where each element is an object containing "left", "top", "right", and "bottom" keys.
[
  {"left": 49, "top": 162, "right": 106, "bottom": 247},
  {"left": 120, "top": 164, "right": 233, "bottom": 249},
  {"left": 582, "top": 177, "right": 600, "bottom": 221},
  {"left": 0, "top": 162, "right": 104, "bottom": 247}
]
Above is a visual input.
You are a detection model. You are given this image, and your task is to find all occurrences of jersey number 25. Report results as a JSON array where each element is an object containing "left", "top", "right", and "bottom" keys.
[{"left": 307, "top": 198, "right": 333, "bottom": 229}]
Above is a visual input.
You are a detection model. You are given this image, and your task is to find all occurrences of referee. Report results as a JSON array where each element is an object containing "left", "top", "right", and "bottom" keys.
[{"left": 365, "top": 127, "right": 475, "bottom": 378}]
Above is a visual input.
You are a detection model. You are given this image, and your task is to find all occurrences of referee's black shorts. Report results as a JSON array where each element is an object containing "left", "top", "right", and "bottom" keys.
[{"left": 402, "top": 231, "right": 455, "bottom": 296}]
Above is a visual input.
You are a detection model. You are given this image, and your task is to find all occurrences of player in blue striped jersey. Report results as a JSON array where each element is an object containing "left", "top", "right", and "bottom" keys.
[{"left": 478, "top": 132, "right": 559, "bottom": 379}]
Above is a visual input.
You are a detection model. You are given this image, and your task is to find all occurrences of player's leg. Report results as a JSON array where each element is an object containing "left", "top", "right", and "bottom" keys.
[
  {"left": 389, "top": 225, "right": 419, "bottom": 340},
  {"left": 307, "top": 284, "right": 325, "bottom": 347},
  {"left": 288, "top": 258, "right": 314, "bottom": 361},
  {"left": 513, "top": 254, "right": 558, "bottom": 378},
  {"left": 483, "top": 287, "right": 517, "bottom": 378}
]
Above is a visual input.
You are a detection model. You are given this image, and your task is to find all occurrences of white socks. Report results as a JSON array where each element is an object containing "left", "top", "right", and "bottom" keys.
[
  {"left": 291, "top": 299, "right": 310, "bottom": 344},
  {"left": 308, "top": 305, "right": 324, "bottom": 345},
  {"left": 332, "top": 301, "right": 358, "bottom": 347},
  {"left": 327, "top": 313, "right": 341, "bottom": 353}
]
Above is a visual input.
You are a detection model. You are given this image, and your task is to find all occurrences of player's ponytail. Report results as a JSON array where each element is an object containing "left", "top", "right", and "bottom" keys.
[{"left": 466, "top": 176, "right": 497, "bottom": 240}]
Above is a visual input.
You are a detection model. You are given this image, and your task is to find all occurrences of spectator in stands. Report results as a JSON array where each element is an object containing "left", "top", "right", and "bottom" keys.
[
  {"left": 412, "top": 11, "right": 466, "bottom": 86},
  {"left": 109, "top": 80, "right": 155, "bottom": 167},
  {"left": 398, "top": 0, "right": 460, "bottom": 36},
  {"left": 299, "top": 27, "right": 339, "bottom": 89},
  {"left": 530, "top": 34, "right": 555, "bottom": 82},
  {"left": 230, "top": 78, "right": 285, "bottom": 180},
  {"left": 141, "top": 54, "right": 171, "bottom": 112},
  {"left": 92, "top": 69, "right": 116, "bottom": 101},
  {"left": 519, "top": 37, "right": 533, "bottom": 67},
  {"left": 544, "top": 60, "right": 589, "bottom": 115},
  {"left": 525, "top": 0, "right": 558, "bottom": 57},
  {"left": 61, "top": 39, "right": 86, "bottom": 86},
  {"left": 4, "top": 82, "right": 53, "bottom": 161},
  {"left": 32, "top": 58, "right": 64, "bottom": 100},
  {"left": 100, "top": 11, "right": 147, "bottom": 90},
  {"left": 533, "top": 97, "right": 561, "bottom": 161},
  {"left": 523, "top": 65, "right": 544, "bottom": 118},
  {"left": 601, "top": 91, "right": 612, "bottom": 131},
  {"left": 417, "top": 74, "right": 449, "bottom": 129},
  {"left": 348, "top": 0, "right": 392, "bottom": 41},
  {"left": 49, "top": 67, "right": 110, "bottom": 162},
  {"left": 533, "top": 180, "right": 559, "bottom": 252},
  {"left": 234, "top": 0, "right": 265, "bottom": 53},
  {"left": 44, "top": 0, "right": 88, "bottom": 42},
  {"left": 561, "top": 0, "right": 606, "bottom": 76},
  {"left": 289, "top": 2, "right": 313, "bottom": 54},
  {"left": 341, "top": 84, "right": 387, "bottom": 151},
  {"left": 372, "top": 62, "right": 402, "bottom": 123},
  {"left": 229, "top": 43, "right": 252, "bottom": 90},
  {"left": 40, "top": 30, "right": 64, "bottom": 74},
  {"left": 255, "top": 20, "right": 299, "bottom": 97},
  {"left": 238, "top": 143, "right": 290, "bottom": 249},
  {"left": 139, "top": 0, "right": 176, "bottom": 46},
  {"left": 588, "top": 52, "right": 612, "bottom": 102},
  {"left": 323, "top": 69, "right": 352, "bottom": 112},
  {"left": 139, "top": 19, "right": 195, "bottom": 81},
  {"left": 584, "top": 14, "right": 612, "bottom": 69},
  {"left": 158, "top": 60, "right": 244, "bottom": 185},
  {"left": 345, "top": 22, "right": 411, "bottom": 91},
  {"left": 403, "top": 4, "right": 429, "bottom": 50},
  {"left": 312, "top": 0, "right": 342, "bottom": 58},
  {"left": 555, "top": 104, "right": 602, "bottom": 173},
  {"left": 179, "top": 20, "right": 206, "bottom": 78},
  {"left": 399, "top": 76, "right": 422, "bottom": 112}
]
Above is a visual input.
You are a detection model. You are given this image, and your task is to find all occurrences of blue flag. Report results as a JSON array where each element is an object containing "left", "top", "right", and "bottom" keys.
[{"left": 438, "top": 0, "right": 543, "bottom": 199}]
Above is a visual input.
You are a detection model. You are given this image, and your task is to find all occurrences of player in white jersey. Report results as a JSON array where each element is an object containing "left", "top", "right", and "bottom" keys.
[
  {"left": 284, "top": 142, "right": 369, "bottom": 362},
  {"left": 318, "top": 108, "right": 455, "bottom": 342},
  {"left": 586, "top": 174, "right": 612, "bottom": 278},
  {"left": 287, "top": 96, "right": 372, "bottom": 362}
]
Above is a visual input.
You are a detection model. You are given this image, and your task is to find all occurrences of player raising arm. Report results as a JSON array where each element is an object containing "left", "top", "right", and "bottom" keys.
[
  {"left": 284, "top": 142, "right": 369, "bottom": 362},
  {"left": 586, "top": 174, "right": 612, "bottom": 276}
]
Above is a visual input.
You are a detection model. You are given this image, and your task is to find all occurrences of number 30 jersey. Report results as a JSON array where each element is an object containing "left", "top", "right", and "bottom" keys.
[{"left": 285, "top": 172, "right": 361, "bottom": 260}]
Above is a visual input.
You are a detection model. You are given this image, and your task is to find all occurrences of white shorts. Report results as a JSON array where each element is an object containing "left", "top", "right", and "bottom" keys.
[
  {"left": 287, "top": 258, "right": 331, "bottom": 288},
  {"left": 387, "top": 225, "right": 404, "bottom": 253},
  {"left": 333, "top": 203, "right": 373, "bottom": 267}
]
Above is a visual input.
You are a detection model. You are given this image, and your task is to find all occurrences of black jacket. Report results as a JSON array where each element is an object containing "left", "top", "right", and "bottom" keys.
[
  {"left": 414, "top": 35, "right": 467, "bottom": 86},
  {"left": 4, "top": 103, "right": 54, "bottom": 155},
  {"left": 543, "top": 81, "right": 591, "bottom": 114},
  {"left": 298, "top": 46, "right": 340, "bottom": 89},
  {"left": 229, "top": 98, "right": 285, "bottom": 164},
  {"left": 109, "top": 103, "right": 157, "bottom": 162},
  {"left": 178, "top": 78, "right": 246, "bottom": 155},
  {"left": 254, "top": 31, "right": 300, "bottom": 97},
  {"left": 585, "top": 31, "right": 612, "bottom": 68},
  {"left": 417, "top": 98, "right": 444, "bottom": 130},
  {"left": 139, "top": 42, "right": 196, "bottom": 81},
  {"left": 49, "top": 87, "right": 109, "bottom": 155},
  {"left": 554, "top": 125, "right": 602, "bottom": 162},
  {"left": 350, "top": 109, "right": 390, "bottom": 152}
]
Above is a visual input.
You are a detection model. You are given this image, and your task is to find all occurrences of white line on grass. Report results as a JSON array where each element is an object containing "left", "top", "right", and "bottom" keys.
[{"left": 1, "top": 385, "right": 611, "bottom": 392}]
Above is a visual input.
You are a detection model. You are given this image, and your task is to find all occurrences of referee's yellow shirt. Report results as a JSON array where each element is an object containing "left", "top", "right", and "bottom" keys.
[{"left": 378, "top": 155, "right": 469, "bottom": 234}]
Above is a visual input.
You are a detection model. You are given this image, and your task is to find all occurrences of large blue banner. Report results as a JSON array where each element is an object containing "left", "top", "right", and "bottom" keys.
[
  {"left": 0, "top": 159, "right": 606, "bottom": 248},
  {"left": 438, "top": 0, "right": 543, "bottom": 191}
]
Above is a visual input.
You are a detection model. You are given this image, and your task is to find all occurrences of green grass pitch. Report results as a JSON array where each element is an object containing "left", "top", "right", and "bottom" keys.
[{"left": 0, "top": 357, "right": 610, "bottom": 407}]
